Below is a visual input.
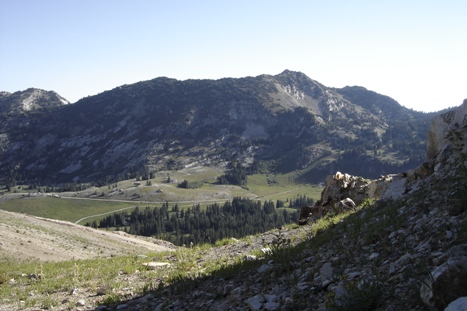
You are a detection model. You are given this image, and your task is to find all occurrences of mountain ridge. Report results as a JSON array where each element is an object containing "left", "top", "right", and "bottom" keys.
[{"left": 0, "top": 71, "right": 435, "bottom": 186}]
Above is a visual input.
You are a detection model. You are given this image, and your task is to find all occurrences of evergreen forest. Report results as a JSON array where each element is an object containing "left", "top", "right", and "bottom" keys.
[{"left": 89, "top": 197, "right": 300, "bottom": 246}]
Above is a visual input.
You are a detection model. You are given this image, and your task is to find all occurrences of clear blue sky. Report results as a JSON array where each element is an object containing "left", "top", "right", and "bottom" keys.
[{"left": 1, "top": 0, "right": 465, "bottom": 112}]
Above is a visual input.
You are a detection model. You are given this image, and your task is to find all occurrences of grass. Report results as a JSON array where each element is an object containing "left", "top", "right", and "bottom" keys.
[
  {"left": 0, "top": 229, "right": 273, "bottom": 309},
  {"left": 0, "top": 197, "right": 134, "bottom": 223},
  {"left": 0, "top": 250, "right": 174, "bottom": 309},
  {"left": 1, "top": 170, "right": 323, "bottom": 227},
  {"left": 245, "top": 173, "right": 322, "bottom": 201}
]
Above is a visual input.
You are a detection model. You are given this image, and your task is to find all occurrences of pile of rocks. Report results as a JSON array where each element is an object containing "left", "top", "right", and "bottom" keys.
[{"left": 298, "top": 170, "right": 409, "bottom": 225}]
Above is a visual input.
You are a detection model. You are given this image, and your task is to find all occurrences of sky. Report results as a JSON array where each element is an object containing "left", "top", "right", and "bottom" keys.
[{"left": 0, "top": 1, "right": 466, "bottom": 112}]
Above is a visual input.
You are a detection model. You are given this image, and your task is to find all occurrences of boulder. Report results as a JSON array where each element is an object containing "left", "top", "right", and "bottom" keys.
[
  {"left": 320, "top": 172, "right": 371, "bottom": 207},
  {"left": 333, "top": 198, "right": 356, "bottom": 214},
  {"left": 420, "top": 256, "right": 467, "bottom": 310},
  {"left": 320, "top": 262, "right": 334, "bottom": 286},
  {"left": 246, "top": 294, "right": 265, "bottom": 311},
  {"left": 319, "top": 172, "right": 406, "bottom": 212},
  {"left": 445, "top": 297, "right": 467, "bottom": 311},
  {"left": 300, "top": 171, "right": 411, "bottom": 223},
  {"left": 381, "top": 174, "right": 408, "bottom": 199}
]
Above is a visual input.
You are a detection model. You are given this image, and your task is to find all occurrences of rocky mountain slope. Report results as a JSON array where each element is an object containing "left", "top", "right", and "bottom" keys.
[
  {"left": 0, "top": 89, "right": 69, "bottom": 183},
  {"left": 0, "top": 88, "right": 69, "bottom": 135},
  {"left": 0, "top": 88, "right": 68, "bottom": 115},
  {"left": 0, "top": 71, "right": 434, "bottom": 185}
]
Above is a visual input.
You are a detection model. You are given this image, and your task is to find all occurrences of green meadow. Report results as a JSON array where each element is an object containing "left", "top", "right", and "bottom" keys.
[
  {"left": 0, "top": 168, "right": 323, "bottom": 226},
  {"left": 0, "top": 197, "right": 134, "bottom": 224}
]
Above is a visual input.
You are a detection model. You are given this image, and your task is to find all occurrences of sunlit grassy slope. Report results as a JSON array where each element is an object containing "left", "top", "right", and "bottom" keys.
[
  {"left": 0, "top": 197, "right": 133, "bottom": 223},
  {"left": 0, "top": 167, "right": 323, "bottom": 226}
]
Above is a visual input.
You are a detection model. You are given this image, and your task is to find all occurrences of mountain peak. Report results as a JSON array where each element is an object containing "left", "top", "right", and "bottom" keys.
[
  {"left": 0, "top": 88, "right": 69, "bottom": 114},
  {"left": 276, "top": 69, "right": 308, "bottom": 79}
]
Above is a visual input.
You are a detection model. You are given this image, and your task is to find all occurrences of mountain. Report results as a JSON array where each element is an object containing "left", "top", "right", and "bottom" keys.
[
  {"left": 0, "top": 71, "right": 435, "bottom": 185},
  {"left": 0, "top": 88, "right": 69, "bottom": 113},
  {"left": 0, "top": 88, "right": 69, "bottom": 131},
  {"left": 0, "top": 89, "right": 70, "bottom": 184}
]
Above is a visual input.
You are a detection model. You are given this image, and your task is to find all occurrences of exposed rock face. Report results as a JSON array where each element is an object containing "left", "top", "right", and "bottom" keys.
[
  {"left": 299, "top": 171, "right": 410, "bottom": 223},
  {"left": 427, "top": 99, "right": 467, "bottom": 161},
  {"left": 0, "top": 88, "right": 68, "bottom": 115},
  {"left": 0, "top": 89, "right": 69, "bottom": 164},
  {"left": 326, "top": 171, "right": 409, "bottom": 206},
  {"left": 319, "top": 172, "right": 371, "bottom": 207}
]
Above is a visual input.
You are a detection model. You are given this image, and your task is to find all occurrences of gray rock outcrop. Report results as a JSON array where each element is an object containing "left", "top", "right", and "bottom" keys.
[
  {"left": 420, "top": 246, "right": 467, "bottom": 310},
  {"left": 427, "top": 99, "right": 467, "bottom": 161},
  {"left": 299, "top": 171, "right": 410, "bottom": 223},
  {"left": 445, "top": 297, "right": 467, "bottom": 311}
]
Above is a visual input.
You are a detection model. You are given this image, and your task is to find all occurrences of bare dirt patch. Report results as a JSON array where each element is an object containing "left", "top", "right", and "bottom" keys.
[{"left": 0, "top": 209, "right": 176, "bottom": 262}]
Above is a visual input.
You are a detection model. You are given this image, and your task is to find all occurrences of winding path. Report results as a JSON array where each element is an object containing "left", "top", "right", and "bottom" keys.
[
  {"left": 67, "top": 186, "right": 305, "bottom": 224},
  {"left": 74, "top": 205, "right": 137, "bottom": 224}
]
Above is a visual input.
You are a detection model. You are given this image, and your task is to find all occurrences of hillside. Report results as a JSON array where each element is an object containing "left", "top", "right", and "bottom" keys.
[
  {"left": 0, "top": 71, "right": 434, "bottom": 186},
  {"left": 0, "top": 209, "right": 175, "bottom": 262}
]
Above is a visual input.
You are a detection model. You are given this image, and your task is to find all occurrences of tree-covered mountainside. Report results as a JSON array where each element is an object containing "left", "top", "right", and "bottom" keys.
[{"left": 0, "top": 71, "right": 436, "bottom": 186}]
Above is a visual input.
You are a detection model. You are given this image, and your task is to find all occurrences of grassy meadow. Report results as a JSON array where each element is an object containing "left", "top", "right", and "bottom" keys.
[
  {"left": 0, "top": 197, "right": 134, "bottom": 223},
  {"left": 0, "top": 167, "right": 323, "bottom": 226}
]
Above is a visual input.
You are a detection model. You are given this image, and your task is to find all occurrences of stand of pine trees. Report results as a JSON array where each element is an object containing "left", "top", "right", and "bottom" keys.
[
  {"left": 216, "top": 161, "right": 248, "bottom": 185},
  {"left": 92, "top": 197, "right": 299, "bottom": 246},
  {"left": 287, "top": 194, "right": 314, "bottom": 208}
]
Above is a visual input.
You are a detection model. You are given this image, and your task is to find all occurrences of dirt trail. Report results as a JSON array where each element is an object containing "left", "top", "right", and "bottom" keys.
[{"left": 0, "top": 209, "right": 176, "bottom": 262}]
